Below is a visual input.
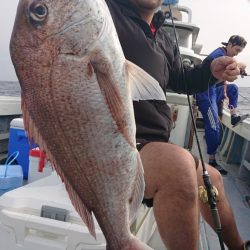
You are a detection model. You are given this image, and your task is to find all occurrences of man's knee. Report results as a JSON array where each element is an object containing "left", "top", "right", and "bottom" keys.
[
  {"left": 144, "top": 178, "right": 198, "bottom": 208},
  {"left": 156, "top": 147, "right": 198, "bottom": 202},
  {"left": 208, "top": 164, "right": 223, "bottom": 188},
  {"left": 140, "top": 143, "right": 198, "bottom": 202},
  {"left": 197, "top": 163, "right": 224, "bottom": 190},
  {"left": 228, "top": 83, "right": 238, "bottom": 96},
  {"left": 140, "top": 142, "right": 197, "bottom": 174},
  {"left": 232, "top": 83, "right": 238, "bottom": 91},
  {"left": 177, "top": 181, "right": 198, "bottom": 202}
]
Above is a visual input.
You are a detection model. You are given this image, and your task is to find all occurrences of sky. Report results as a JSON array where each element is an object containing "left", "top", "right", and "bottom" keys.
[{"left": 0, "top": 0, "right": 250, "bottom": 86}]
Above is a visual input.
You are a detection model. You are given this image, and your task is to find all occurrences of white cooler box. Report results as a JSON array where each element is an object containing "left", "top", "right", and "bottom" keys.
[
  {"left": 0, "top": 173, "right": 157, "bottom": 250},
  {"left": 0, "top": 173, "right": 106, "bottom": 250}
]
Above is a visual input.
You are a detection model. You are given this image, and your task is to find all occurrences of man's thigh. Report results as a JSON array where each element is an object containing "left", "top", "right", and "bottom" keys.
[{"left": 139, "top": 142, "right": 198, "bottom": 199}]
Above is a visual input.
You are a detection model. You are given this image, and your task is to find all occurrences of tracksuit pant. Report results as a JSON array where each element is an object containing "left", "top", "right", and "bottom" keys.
[{"left": 196, "top": 83, "right": 238, "bottom": 155}]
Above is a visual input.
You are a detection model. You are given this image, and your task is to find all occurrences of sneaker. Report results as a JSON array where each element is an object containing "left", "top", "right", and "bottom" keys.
[
  {"left": 209, "top": 160, "right": 228, "bottom": 175},
  {"left": 244, "top": 240, "right": 250, "bottom": 250},
  {"left": 231, "top": 114, "right": 249, "bottom": 127}
]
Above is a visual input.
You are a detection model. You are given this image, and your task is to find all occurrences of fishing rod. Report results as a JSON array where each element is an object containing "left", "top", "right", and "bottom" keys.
[{"left": 166, "top": 3, "right": 225, "bottom": 250}]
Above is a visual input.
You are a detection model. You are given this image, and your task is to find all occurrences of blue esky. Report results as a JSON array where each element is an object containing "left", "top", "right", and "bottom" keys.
[{"left": 1, "top": 0, "right": 250, "bottom": 86}]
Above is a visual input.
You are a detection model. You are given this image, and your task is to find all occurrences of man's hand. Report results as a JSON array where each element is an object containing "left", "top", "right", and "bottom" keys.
[
  {"left": 238, "top": 62, "right": 246, "bottom": 71},
  {"left": 210, "top": 56, "right": 240, "bottom": 82},
  {"left": 238, "top": 62, "right": 247, "bottom": 77}
]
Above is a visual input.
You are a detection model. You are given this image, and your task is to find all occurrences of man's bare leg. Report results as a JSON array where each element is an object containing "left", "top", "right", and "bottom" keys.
[
  {"left": 140, "top": 142, "right": 199, "bottom": 250},
  {"left": 197, "top": 163, "right": 244, "bottom": 250}
]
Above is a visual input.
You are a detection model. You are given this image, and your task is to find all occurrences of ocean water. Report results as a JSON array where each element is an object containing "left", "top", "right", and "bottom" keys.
[
  {"left": 0, "top": 81, "right": 249, "bottom": 112},
  {"left": 237, "top": 87, "right": 250, "bottom": 114},
  {"left": 0, "top": 81, "right": 21, "bottom": 97}
]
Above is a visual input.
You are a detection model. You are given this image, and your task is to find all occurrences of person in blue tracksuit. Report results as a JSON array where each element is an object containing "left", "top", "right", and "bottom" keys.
[{"left": 195, "top": 35, "right": 248, "bottom": 175}]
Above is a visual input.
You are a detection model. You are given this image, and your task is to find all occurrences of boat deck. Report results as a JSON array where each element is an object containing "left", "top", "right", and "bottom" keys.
[{"left": 192, "top": 127, "right": 250, "bottom": 250}]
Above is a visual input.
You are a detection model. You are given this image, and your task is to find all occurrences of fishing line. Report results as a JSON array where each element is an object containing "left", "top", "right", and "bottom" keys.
[{"left": 166, "top": 3, "right": 225, "bottom": 250}]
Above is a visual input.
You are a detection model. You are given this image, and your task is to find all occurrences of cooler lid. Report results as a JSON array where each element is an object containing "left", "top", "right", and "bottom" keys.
[
  {"left": 0, "top": 173, "right": 102, "bottom": 225},
  {"left": 10, "top": 118, "right": 24, "bottom": 129},
  {"left": 0, "top": 172, "right": 106, "bottom": 244}
]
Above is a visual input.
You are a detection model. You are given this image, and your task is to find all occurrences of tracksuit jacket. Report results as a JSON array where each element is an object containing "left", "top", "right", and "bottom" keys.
[{"left": 195, "top": 47, "right": 239, "bottom": 154}]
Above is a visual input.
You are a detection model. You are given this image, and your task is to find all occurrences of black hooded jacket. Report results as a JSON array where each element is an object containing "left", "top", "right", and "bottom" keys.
[{"left": 106, "top": 0, "right": 216, "bottom": 142}]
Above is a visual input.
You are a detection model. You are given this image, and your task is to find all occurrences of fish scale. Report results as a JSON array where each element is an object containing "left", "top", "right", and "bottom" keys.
[{"left": 9, "top": 0, "right": 161, "bottom": 249}]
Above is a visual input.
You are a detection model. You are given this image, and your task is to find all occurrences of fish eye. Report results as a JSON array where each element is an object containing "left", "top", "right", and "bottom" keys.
[{"left": 29, "top": 3, "right": 48, "bottom": 22}]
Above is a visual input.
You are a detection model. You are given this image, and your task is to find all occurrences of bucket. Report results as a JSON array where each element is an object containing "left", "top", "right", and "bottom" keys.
[
  {"left": 0, "top": 151, "right": 23, "bottom": 196},
  {"left": 28, "top": 148, "right": 52, "bottom": 183}
]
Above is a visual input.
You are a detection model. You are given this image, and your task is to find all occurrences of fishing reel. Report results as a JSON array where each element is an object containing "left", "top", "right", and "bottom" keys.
[{"left": 198, "top": 185, "right": 219, "bottom": 204}]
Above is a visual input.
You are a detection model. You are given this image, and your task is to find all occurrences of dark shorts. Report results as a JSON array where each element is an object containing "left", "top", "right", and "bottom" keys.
[{"left": 137, "top": 139, "right": 199, "bottom": 208}]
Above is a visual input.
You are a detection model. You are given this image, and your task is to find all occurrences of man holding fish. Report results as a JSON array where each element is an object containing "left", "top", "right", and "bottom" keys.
[
  {"left": 106, "top": 0, "right": 250, "bottom": 249},
  {"left": 10, "top": 0, "right": 249, "bottom": 249}
]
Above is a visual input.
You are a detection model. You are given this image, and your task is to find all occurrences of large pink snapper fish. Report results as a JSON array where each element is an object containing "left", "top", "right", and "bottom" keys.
[{"left": 10, "top": 0, "right": 165, "bottom": 249}]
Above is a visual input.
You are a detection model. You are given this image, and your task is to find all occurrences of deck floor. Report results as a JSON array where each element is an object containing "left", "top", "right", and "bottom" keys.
[{"left": 192, "top": 128, "right": 250, "bottom": 250}]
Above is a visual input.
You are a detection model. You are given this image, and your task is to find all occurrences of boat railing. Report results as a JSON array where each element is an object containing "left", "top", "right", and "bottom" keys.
[
  {"left": 161, "top": 5, "right": 192, "bottom": 23},
  {"left": 219, "top": 102, "right": 250, "bottom": 182}
]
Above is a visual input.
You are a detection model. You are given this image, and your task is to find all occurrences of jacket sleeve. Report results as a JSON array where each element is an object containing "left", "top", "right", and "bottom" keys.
[{"left": 167, "top": 45, "right": 218, "bottom": 95}]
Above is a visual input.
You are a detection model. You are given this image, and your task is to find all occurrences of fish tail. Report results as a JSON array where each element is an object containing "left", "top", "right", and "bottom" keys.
[{"left": 22, "top": 99, "right": 96, "bottom": 237}]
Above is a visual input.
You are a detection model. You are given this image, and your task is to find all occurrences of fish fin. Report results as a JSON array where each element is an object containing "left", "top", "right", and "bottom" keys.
[
  {"left": 21, "top": 99, "right": 96, "bottom": 238},
  {"left": 125, "top": 60, "right": 166, "bottom": 101},
  {"left": 129, "top": 153, "right": 145, "bottom": 222},
  {"left": 94, "top": 64, "right": 135, "bottom": 148}
]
